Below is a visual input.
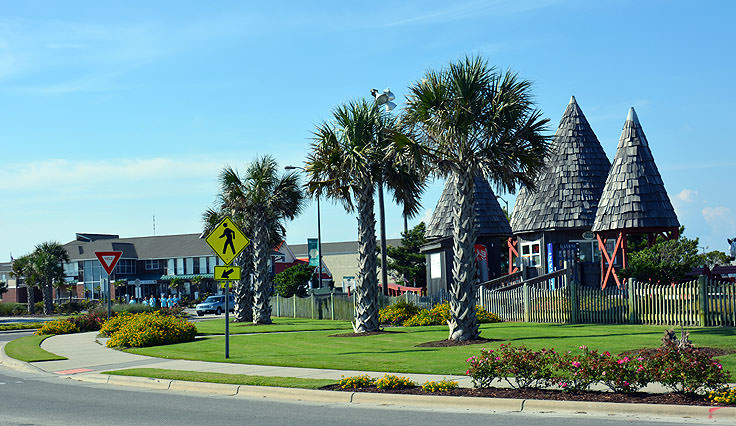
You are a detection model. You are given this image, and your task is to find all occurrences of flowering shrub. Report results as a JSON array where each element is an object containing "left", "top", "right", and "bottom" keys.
[
  {"left": 466, "top": 348, "right": 504, "bottom": 388},
  {"left": 555, "top": 346, "right": 603, "bottom": 392},
  {"left": 338, "top": 374, "right": 375, "bottom": 389},
  {"left": 157, "top": 305, "right": 186, "bottom": 318},
  {"left": 379, "top": 301, "right": 420, "bottom": 326},
  {"left": 422, "top": 379, "right": 459, "bottom": 393},
  {"left": 496, "top": 344, "right": 557, "bottom": 389},
  {"left": 475, "top": 306, "right": 503, "bottom": 324},
  {"left": 598, "top": 352, "right": 650, "bottom": 393},
  {"left": 709, "top": 387, "right": 736, "bottom": 405},
  {"left": 35, "top": 319, "right": 79, "bottom": 335},
  {"left": 646, "top": 344, "right": 730, "bottom": 394},
  {"left": 374, "top": 374, "right": 415, "bottom": 390},
  {"left": 106, "top": 312, "right": 196, "bottom": 348},
  {"left": 402, "top": 309, "right": 441, "bottom": 326},
  {"left": 69, "top": 311, "right": 106, "bottom": 332},
  {"left": 99, "top": 312, "right": 133, "bottom": 337},
  {"left": 429, "top": 302, "right": 451, "bottom": 323}
]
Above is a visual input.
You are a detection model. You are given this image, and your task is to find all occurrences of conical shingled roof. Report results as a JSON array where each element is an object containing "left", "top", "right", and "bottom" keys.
[
  {"left": 425, "top": 175, "right": 512, "bottom": 240},
  {"left": 592, "top": 108, "right": 679, "bottom": 232},
  {"left": 510, "top": 96, "right": 611, "bottom": 233}
]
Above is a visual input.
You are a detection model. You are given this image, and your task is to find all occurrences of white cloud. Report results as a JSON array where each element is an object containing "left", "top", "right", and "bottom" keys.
[
  {"left": 676, "top": 189, "right": 698, "bottom": 203},
  {"left": 702, "top": 206, "right": 734, "bottom": 228}
]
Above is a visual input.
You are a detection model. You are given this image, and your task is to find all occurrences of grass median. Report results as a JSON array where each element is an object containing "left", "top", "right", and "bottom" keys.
[
  {"left": 194, "top": 317, "right": 352, "bottom": 335},
  {"left": 127, "top": 322, "right": 736, "bottom": 376},
  {"left": 0, "top": 322, "right": 45, "bottom": 331},
  {"left": 3, "top": 335, "right": 67, "bottom": 362},
  {"left": 103, "top": 368, "right": 336, "bottom": 389}
]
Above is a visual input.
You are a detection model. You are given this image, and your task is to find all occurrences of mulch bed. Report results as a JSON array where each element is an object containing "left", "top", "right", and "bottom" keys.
[
  {"left": 620, "top": 347, "right": 736, "bottom": 358},
  {"left": 321, "top": 384, "right": 716, "bottom": 406},
  {"left": 416, "top": 338, "right": 498, "bottom": 347},
  {"left": 330, "top": 330, "right": 405, "bottom": 337}
]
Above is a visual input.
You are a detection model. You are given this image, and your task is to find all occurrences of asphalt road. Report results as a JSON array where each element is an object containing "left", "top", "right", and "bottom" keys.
[
  {"left": 0, "top": 365, "right": 716, "bottom": 426},
  {"left": 0, "top": 330, "right": 34, "bottom": 342}
]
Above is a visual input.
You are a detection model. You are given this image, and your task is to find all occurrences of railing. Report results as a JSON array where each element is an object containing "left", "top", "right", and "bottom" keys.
[{"left": 271, "top": 276, "right": 736, "bottom": 327}]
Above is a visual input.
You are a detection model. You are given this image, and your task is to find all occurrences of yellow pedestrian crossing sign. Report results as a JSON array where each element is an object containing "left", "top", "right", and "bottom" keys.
[
  {"left": 214, "top": 265, "right": 241, "bottom": 281},
  {"left": 205, "top": 216, "right": 250, "bottom": 265}
]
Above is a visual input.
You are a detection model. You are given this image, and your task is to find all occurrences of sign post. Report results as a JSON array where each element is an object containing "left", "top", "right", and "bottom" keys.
[
  {"left": 205, "top": 217, "right": 249, "bottom": 359},
  {"left": 95, "top": 251, "right": 123, "bottom": 318}
]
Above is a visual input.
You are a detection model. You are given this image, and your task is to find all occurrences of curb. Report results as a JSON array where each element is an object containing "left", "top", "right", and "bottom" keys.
[
  {"left": 0, "top": 342, "right": 52, "bottom": 375},
  {"left": 67, "top": 373, "right": 736, "bottom": 421}
]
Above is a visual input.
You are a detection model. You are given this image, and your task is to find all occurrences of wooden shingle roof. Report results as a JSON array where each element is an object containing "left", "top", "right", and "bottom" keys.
[
  {"left": 425, "top": 175, "right": 512, "bottom": 240},
  {"left": 592, "top": 108, "right": 679, "bottom": 232},
  {"left": 511, "top": 96, "right": 611, "bottom": 234}
]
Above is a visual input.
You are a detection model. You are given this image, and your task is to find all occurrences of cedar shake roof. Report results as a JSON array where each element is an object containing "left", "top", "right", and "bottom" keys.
[
  {"left": 425, "top": 175, "right": 512, "bottom": 240},
  {"left": 511, "top": 96, "right": 611, "bottom": 233},
  {"left": 592, "top": 107, "right": 679, "bottom": 232}
]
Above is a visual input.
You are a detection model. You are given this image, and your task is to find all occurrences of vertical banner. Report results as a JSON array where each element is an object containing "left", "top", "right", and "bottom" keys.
[
  {"left": 474, "top": 244, "right": 489, "bottom": 282},
  {"left": 307, "top": 238, "right": 319, "bottom": 266},
  {"left": 546, "top": 242, "right": 555, "bottom": 289}
]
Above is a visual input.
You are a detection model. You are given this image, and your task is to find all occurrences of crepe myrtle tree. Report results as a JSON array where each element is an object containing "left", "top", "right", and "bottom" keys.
[{"left": 392, "top": 56, "right": 550, "bottom": 341}]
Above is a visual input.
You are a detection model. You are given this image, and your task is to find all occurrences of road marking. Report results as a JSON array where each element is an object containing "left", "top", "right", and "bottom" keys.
[{"left": 54, "top": 368, "right": 93, "bottom": 375}]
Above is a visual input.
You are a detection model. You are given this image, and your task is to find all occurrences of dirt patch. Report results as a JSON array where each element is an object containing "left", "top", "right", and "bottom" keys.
[
  {"left": 321, "top": 384, "right": 715, "bottom": 406},
  {"left": 619, "top": 347, "right": 736, "bottom": 358},
  {"left": 416, "top": 338, "right": 497, "bottom": 348},
  {"left": 329, "top": 330, "right": 404, "bottom": 337}
]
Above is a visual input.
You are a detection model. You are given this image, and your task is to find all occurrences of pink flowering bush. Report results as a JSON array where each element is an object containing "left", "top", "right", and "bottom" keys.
[
  {"left": 598, "top": 352, "right": 650, "bottom": 393},
  {"left": 466, "top": 348, "right": 504, "bottom": 388},
  {"left": 555, "top": 346, "right": 604, "bottom": 392},
  {"left": 467, "top": 344, "right": 556, "bottom": 389},
  {"left": 646, "top": 344, "right": 730, "bottom": 394}
]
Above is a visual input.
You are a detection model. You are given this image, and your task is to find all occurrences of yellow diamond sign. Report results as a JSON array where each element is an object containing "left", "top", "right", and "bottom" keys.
[{"left": 205, "top": 216, "right": 250, "bottom": 265}]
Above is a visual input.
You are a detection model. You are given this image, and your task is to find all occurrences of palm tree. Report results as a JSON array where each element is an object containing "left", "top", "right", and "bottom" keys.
[
  {"left": 396, "top": 57, "right": 550, "bottom": 341},
  {"left": 168, "top": 277, "right": 185, "bottom": 295},
  {"left": 305, "top": 99, "right": 425, "bottom": 333},
  {"left": 214, "top": 156, "right": 305, "bottom": 324},
  {"left": 30, "top": 242, "right": 70, "bottom": 315},
  {"left": 10, "top": 255, "right": 37, "bottom": 314}
]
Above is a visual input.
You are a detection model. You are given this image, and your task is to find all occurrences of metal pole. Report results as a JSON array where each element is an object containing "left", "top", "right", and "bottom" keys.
[
  {"left": 106, "top": 273, "right": 112, "bottom": 318},
  {"left": 225, "top": 280, "right": 230, "bottom": 359},
  {"left": 378, "top": 181, "right": 389, "bottom": 296},
  {"left": 317, "top": 195, "right": 323, "bottom": 289}
]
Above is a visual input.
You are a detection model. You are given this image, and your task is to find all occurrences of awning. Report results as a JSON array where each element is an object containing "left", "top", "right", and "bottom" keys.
[{"left": 160, "top": 274, "right": 214, "bottom": 280}]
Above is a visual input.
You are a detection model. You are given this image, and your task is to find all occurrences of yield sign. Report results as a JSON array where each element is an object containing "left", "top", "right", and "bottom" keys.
[{"left": 95, "top": 251, "right": 123, "bottom": 275}]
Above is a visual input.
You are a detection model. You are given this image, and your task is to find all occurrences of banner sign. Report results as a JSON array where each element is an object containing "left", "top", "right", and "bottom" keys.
[{"left": 308, "top": 238, "right": 319, "bottom": 266}]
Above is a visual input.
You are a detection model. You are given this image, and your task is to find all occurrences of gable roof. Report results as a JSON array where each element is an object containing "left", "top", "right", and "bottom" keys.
[
  {"left": 64, "top": 233, "right": 214, "bottom": 261},
  {"left": 425, "top": 175, "right": 512, "bottom": 239},
  {"left": 511, "top": 96, "right": 611, "bottom": 234},
  {"left": 592, "top": 107, "right": 679, "bottom": 232}
]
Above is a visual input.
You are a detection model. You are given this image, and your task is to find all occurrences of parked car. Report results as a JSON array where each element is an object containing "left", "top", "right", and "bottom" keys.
[{"left": 195, "top": 295, "right": 235, "bottom": 316}]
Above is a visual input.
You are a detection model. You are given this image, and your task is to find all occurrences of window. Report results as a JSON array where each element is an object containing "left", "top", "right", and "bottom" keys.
[
  {"left": 520, "top": 241, "right": 541, "bottom": 267},
  {"left": 145, "top": 260, "right": 160, "bottom": 270},
  {"left": 185, "top": 258, "right": 194, "bottom": 274},
  {"left": 167, "top": 259, "right": 174, "bottom": 275},
  {"left": 115, "top": 259, "right": 136, "bottom": 275},
  {"left": 193, "top": 257, "right": 200, "bottom": 274},
  {"left": 569, "top": 240, "right": 602, "bottom": 263}
]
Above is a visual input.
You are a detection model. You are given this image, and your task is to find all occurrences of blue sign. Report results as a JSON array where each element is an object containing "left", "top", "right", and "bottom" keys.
[
  {"left": 547, "top": 242, "right": 555, "bottom": 289},
  {"left": 307, "top": 238, "right": 319, "bottom": 267}
]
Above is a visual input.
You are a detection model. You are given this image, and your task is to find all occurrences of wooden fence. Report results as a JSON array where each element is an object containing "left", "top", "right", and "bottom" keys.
[{"left": 271, "top": 276, "right": 736, "bottom": 327}]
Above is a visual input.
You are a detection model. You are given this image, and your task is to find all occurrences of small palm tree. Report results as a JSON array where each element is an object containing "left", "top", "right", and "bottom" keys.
[
  {"left": 11, "top": 255, "right": 37, "bottom": 314},
  {"left": 305, "top": 99, "right": 425, "bottom": 333},
  {"left": 214, "top": 156, "right": 305, "bottom": 324},
  {"left": 31, "top": 242, "right": 70, "bottom": 315},
  {"left": 168, "top": 277, "right": 185, "bottom": 295},
  {"left": 396, "top": 57, "right": 550, "bottom": 341}
]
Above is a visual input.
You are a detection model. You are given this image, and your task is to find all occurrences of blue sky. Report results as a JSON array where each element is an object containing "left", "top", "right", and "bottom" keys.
[{"left": 1, "top": 0, "right": 734, "bottom": 261}]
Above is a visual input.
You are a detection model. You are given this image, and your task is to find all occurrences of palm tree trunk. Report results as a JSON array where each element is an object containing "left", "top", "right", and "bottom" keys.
[
  {"left": 43, "top": 282, "right": 54, "bottom": 315},
  {"left": 353, "top": 183, "right": 380, "bottom": 333},
  {"left": 252, "top": 215, "right": 272, "bottom": 324},
  {"left": 448, "top": 170, "right": 480, "bottom": 341},
  {"left": 26, "top": 285, "right": 36, "bottom": 315},
  {"left": 234, "top": 249, "right": 253, "bottom": 322}
]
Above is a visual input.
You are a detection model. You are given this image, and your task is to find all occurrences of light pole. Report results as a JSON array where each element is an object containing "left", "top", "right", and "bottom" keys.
[
  {"left": 285, "top": 165, "right": 323, "bottom": 290},
  {"left": 497, "top": 195, "right": 509, "bottom": 217},
  {"left": 371, "top": 88, "right": 396, "bottom": 297}
]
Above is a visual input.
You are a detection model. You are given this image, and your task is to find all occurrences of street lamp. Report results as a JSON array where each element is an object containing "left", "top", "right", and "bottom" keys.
[
  {"left": 285, "top": 165, "right": 323, "bottom": 290},
  {"left": 496, "top": 195, "right": 509, "bottom": 216},
  {"left": 371, "top": 87, "right": 397, "bottom": 296}
]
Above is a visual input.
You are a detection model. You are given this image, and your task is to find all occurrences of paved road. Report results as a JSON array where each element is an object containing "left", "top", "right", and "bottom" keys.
[
  {"left": 0, "top": 330, "right": 34, "bottom": 342},
  {"left": 0, "top": 367, "right": 710, "bottom": 426}
]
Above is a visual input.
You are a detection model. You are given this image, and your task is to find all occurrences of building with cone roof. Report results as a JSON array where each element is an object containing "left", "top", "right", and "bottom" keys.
[
  {"left": 421, "top": 175, "right": 512, "bottom": 296},
  {"left": 510, "top": 96, "right": 611, "bottom": 286},
  {"left": 593, "top": 107, "right": 680, "bottom": 288}
]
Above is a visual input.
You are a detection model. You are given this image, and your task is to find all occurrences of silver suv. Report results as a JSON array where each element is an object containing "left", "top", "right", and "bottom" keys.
[{"left": 195, "top": 295, "right": 235, "bottom": 316}]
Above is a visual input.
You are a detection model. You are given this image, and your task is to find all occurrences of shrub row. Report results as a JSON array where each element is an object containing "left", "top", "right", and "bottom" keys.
[
  {"left": 379, "top": 302, "right": 502, "bottom": 327},
  {"left": 338, "top": 374, "right": 458, "bottom": 393},
  {"left": 0, "top": 302, "right": 28, "bottom": 316},
  {"left": 35, "top": 311, "right": 107, "bottom": 335},
  {"left": 104, "top": 311, "right": 196, "bottom": 348},
  {"left": 466, "top": 343, "right": 731, "bottom": 395}
]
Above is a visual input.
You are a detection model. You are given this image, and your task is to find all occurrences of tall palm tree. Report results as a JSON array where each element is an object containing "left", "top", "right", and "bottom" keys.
[
  {"left": 213, "top": 156, "right": 305, "bottom": 324},
  {"left": 10, "top": 255, "right": 37, "bottom": 314},
  {"left": 31, "top": 242, "right": 70, "bottom": 315},
  {"left": 396, "top": 57, "right": 550, "bottom": 341},
  {"left": 305, "top": 99, "right": 425, "bottom": 333}
]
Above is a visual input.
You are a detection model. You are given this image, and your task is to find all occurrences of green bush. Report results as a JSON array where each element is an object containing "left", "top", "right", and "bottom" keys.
[
  {"left": 34, "top": 301, "right": 44, "bottom": 313},
  {"left": 100, "top": 312, "right": 133, "bottom": 337},
  {"left": 106, "top": 312, "right": 197, "bottom": 348},
  {"left": 112, "top": 303, "right": 154, "bottom": 314},
  {"left": 476, "top": 305, "right": 503, "bottom": 324},
  {"left": 403, "top": 309, "right": 442, "bottom": 326},
  {"left": 338, "top": 374, "right": 375, "bottom": 389},
  {"left": 422, "top": 378, "right": 459, "bottom": 393},
  {"left": 374, "top": 374, "right": 415, "bottom": 390},
  {"left": 402, "top": 303, "right": 501, "bottom": 326},
  {"left": 0, "top": 303, "right": 27, "bottom": 316},
  {"left": 379, "top": 301, "right": 420, "bottom": 326},
  {"left": 36, "top": 319, "right": 79, "bottom": 335}
]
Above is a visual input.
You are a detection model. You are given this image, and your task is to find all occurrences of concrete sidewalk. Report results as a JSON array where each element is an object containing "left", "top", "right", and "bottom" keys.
[{"left": 37, "top": 332, "right": 474, "bottom": 386}]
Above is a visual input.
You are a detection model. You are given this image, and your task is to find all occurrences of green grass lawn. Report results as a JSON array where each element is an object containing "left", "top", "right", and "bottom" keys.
[
  {"left": 3, "top": 335, "right": 67, "bottom": 362},
  {"left": 194, "top": 317, "right": 353, "bottom": 335},
  {"left": 128, "top": 322, "right": 736, "bottom": 376},
  {"left": 103, "top": 368, "right": 335, "bottom": 389},
  {"left": 0, "top": 322, "right": 45, "bottom": 331}
]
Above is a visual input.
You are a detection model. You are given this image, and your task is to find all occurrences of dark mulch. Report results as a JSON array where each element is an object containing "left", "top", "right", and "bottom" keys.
[
  {"left": 620, "top": 346, "right": 736, "bottom": 358},
  {"left": 321, "top": 384, "right": 715, "bottom": 406},
  {"left": 330, "top": 330, "right": 404, "bottom": 337},
  {"left": 416, "top": 338, "right": 498, "bottom": 348}
]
